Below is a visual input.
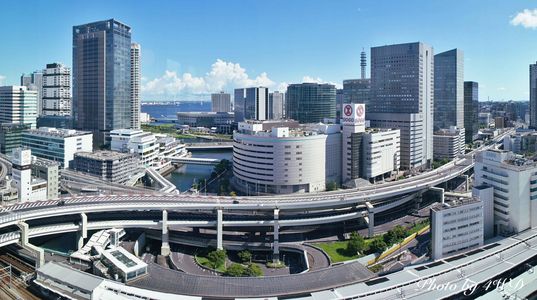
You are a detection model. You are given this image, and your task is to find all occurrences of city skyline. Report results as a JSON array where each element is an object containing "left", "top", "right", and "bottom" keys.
[{"left": 1, "top": 0, "right": 537, "bottom": 102}]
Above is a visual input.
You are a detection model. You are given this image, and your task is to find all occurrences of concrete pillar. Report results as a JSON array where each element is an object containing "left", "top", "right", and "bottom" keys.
[
  {"left": 365, "top": 202, "right": 374, "bottom": 238},
  {"left": 18, "top": 222, "right": 29, "bottom": 246},
  {"left": 273, "top": 209, "right": 280, "bottom": 263},
  {"left": 161, "top": 210, "right": 170, "bottom": 256},
  {"left": 216, "top": 209, "right": 223, "bottom": 250},
  {"left": 463, "top": 174, "right": 469, "bottom": 192},
  {"left": 78, "top": 213, "right": 87, "bottom": 250},
  {"left": 430, "top": 187, "right": 445, "bottom": 204},
  {"left": 17, "top": 222, "right": 44, "bottom": 268}
]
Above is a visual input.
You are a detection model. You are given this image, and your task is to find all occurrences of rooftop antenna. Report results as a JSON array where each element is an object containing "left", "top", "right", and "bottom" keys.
[{"left": 360, "top": 48, "right": 367, "bottom": 79}]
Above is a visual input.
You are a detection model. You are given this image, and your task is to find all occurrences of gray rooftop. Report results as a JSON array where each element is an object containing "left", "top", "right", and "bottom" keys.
[{"left": 75, "top": 150, "right": 134, "bottom": 161}]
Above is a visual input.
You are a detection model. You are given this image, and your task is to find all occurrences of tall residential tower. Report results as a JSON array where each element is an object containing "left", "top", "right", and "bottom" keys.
[
  {"left": 130, "top": 43, "right": 141, "bottom": 129},
  {"left": 42, "top": 63, "right": 71, "bottom": 116}
]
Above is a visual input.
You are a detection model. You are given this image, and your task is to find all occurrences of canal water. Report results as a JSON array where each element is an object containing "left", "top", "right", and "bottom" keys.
[{"left": 166, "top": 149, "right": 232, "bottom": 192}]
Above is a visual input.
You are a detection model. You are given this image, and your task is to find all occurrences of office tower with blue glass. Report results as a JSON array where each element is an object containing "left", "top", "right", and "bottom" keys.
[
  {"left": 434, "top": 49, "right": 464, "bottom": 131},
  {"left": 72, "top": 19, "right": 132, "bottom": 146},
  {"left": 368, "top": 42, "right": 434, "bottom": 170},
  {"left": 464, "top": 81, "right": 479, "bottom": 143},
  {"left": 530, "top": 62, "right": 537, "bottom": 129},
  {"left": 286, "top": 83, "right": 336, "bottom": 123},
  {"left": 234, "top": 87, "right": 269, "bottom": 122}
]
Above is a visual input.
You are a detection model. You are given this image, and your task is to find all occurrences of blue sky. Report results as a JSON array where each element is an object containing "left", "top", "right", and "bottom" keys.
[{"left": 1, "top": 0, "right": 537, "bottom": 101}]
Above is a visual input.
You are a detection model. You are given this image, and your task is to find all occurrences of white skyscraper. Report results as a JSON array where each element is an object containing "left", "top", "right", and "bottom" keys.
[
  {"left": 131, "top": 43, "right": 141, "bottom": 129},
  {"left": 368, "top": 42, "right": 434, "bottom": 170},
  {"left": 20, "top": 71, "right": 43, "bottom": 116},
  {"left": 211, "top": 92, "right": 232, "bottom": 112},
  {"left": 42, "top": 63, "right": 71, "bottom": 116},
  {"left": 269, "top": 91, "right": 285, "bottom": 120},
  {"left": 0, "top": 86, "right": 38, "bottom": 128}
]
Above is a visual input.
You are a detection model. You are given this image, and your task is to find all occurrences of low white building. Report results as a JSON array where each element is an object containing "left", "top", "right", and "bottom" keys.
[
  {"left": 433, "top": 126, "right": 466, "bottom": 160},
  {"left": 362, "top": 128, "right": 400, "bottom": 182},
  {"left": 430, "top": 197, "right": 485, "bottom": 260},
  {"left": 100, "top": 247, "right": 147, "bottom": 282},
  {"left": 232, "top": 120, "right": 341, "bottom": 194},
  {"left": 22, "top": 127, "right": 93, "bottom": 168},
  {"left": 474, "top": 149, "right": 537, "bottom": 235},
  {"left": 110, "top": 129, "right": 159, "bottom": 168}
]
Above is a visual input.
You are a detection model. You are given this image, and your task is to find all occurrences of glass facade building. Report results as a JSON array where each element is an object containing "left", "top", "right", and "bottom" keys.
[
  {"left": 286, "top": 83, "right": 336, "bottom": 123},
  {"left": 530, "top": 62, "right": 537, "bottom": 129},
  {"left": 464, "top": 81, "right": 479, "bottom": 143},
  {"left": 72, "top": 19, "right": 132, "bottom": 146},
  {"left": 434, "top": 49, "right": 464, "bottom": 130},
  {"left": 369, "top": 42, "right": 434, "bottom": 170}
]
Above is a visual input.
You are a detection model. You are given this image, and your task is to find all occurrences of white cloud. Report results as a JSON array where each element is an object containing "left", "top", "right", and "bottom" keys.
[
  {"left": 511, "top": 9, "right": 537, "bottom": 29},
  {"left": 497, "top": 87, "right": 506, "bottom": 91},
  {"left": 142, "top": 60, "right": 344, "bottom": 100},
  {"left": 142, "top": 59, "right": 278, "bottom": 99},
  {"left": 0, "top": 75, "right": 5, "bottom": 85},
  {"left": 302, "top": 76, "right": 343, "bottom": 89}
]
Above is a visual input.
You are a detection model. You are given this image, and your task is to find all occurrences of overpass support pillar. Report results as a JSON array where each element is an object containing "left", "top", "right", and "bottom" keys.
[
  {"left": 365, "top": 202, "right": 374, "bottom": 238},
  {"left": 430, "top": 187, "right": 445, "bottom": 204},
  {"left": 217, "top": 209, "right": 223, "bottom": 250},
  {"left": 17, "top": 222, "right": 45, "bottom": 268},
  {"left": 78, "top": 213, "right": 88, "bottom": 250},
  {"left": 161, "top": 210, "right": 170, "bottom": 256},
  {"left": 462, "top": 174, "right": 469, "bottom": 192},
  {"left": 273, "top": 209, "right": 280, "bottom": 263}
]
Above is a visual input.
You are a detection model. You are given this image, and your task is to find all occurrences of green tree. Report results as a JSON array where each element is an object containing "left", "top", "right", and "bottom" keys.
[
  {"left": 392, "top": 225, "right": 408, "bottom": 240},
  {"left": 245, "top": 263, "right": 263, "bottom": 277},
  {"left": 207, "top": 249, "right": 227, "bottom": 269},
  {"left": 225, "top": 263, "right": 245, "bottom": 277},
  {"left": 326, "top": 181, "right": 338, "bottom": 191},
  {"left": 238, "top": 250, "right": 252, "bottom": 264},
  {"left": 346, "top": 232, "right": 365, "bottom": 255},
  {"left": 369, "top": 238, "right": 387, "bottom": 254}
]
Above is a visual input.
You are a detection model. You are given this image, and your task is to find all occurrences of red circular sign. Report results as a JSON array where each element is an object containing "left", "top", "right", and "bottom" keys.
[
  {"left": 356, "top": 105, "right": 364, "bottom": 117},
  {"left": 344, "top": 105, "right": 353, "bottom": 116}
]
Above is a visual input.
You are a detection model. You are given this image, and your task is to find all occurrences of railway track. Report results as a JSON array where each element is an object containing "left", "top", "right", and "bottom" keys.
[
  {"left": 0, "top": 253, "right": 34, "bottom": 275},
  {"left": 0, "top": 266, "right": 39, "bottom": 300}
]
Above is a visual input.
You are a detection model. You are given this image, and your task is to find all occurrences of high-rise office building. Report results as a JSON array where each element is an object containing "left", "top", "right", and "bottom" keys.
[
  {"left": 434, "top": 49, "right": 464, "bottom": 130},
  {"left": 234, "top": 87, "right": 268, "bottom": 122},
  {"left": 42, "top": 63, "right": 71, "bottom": 116},
  {"left": 131, "top": 43, "right": 141, "bottom": 129},
  {"left": 342, "top": 79, "right": 371, "bottom": 106},
  {"left": 368, "top": 42, "right": 434, "bottom": 170},
  {"left": 464, "top": 81, "right": 479, "bottom": 143},
  {"left": 269, "top": 91, "right": 285, "bottom": 120},
  {"left": 286, "top": 83, "right": 336, "bottom": 123},
  {"left": 211, "top": 92, "right": 232, "bottom": 112},
  {"left": 0, "top": 86, "right": 37, "bottom": 128},
  {"left": 20, "top": 71, "right": 43, "bottom": 116},
  {"left": 72, "top": 19, "right": 132, "bottom": 146},
  {"left": 530, "top": 62, "right": 537, "bottom": 129}
]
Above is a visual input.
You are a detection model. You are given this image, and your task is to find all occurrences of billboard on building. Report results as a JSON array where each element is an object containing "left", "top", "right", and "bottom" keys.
[{"left": 342, "top": 103, "right": 366, "bottom": 126}]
